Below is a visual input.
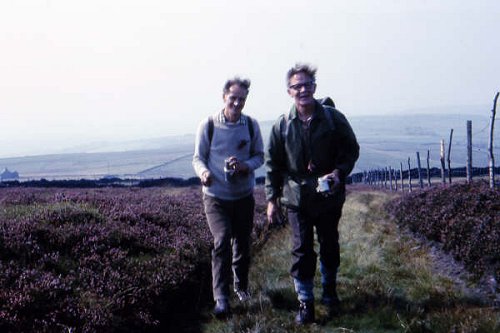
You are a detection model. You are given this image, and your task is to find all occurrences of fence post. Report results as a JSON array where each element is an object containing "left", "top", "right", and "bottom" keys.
[
  {"left": 466, "top": 120, "right": 473, "bottom": 183},
  {"left": 426, "top": 149, "right": 431, "bottom": 187},
  {"left": 384, "top": 167, "right": 388, "bottom": 189},
  {"left": 447, "top": 129, "right": 454, "bottom": 184},
  {"left": 400, "top": 162, "right": 404, "bottom": 193},
  {"left": 440, "top": 139, "right": 446, "bottom": 184},
  {"left": 394, "top": 167, "right": 398, "bottom": 191},
  {"left": 416, "top": 151, "right": 424, "bottom": 189},
  {"left": 407, "top": 157, "right": 412, "bottom": 192},
  {"left": 489, "top": 92, "right": 498, "bottom": 189},
  {"left": 389, "top": 166, "right": 394, "bottom": 191}
]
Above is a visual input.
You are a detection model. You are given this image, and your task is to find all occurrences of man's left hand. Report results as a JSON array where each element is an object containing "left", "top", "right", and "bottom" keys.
[
  {"left": 228, "top": 157, "right": 249, "bottom": 175},
  {"left": 324, "top": 169, "right": 342, "bottom": 192}
]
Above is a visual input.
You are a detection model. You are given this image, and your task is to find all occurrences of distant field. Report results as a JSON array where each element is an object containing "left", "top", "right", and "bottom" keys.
[{"left": 1, "top": 113, "right": 497, "bottom": 180}]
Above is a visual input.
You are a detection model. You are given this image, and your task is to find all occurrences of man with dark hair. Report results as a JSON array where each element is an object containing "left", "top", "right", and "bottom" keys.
[
  {"left": 265, "top": 64, "right": 359, "bottom": 324},
  {"left": 193, "top": 77, "right": 264, "bottom": 318}
]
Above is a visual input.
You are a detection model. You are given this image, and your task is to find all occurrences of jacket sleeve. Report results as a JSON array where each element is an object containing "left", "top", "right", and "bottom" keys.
[
  {"left": 244, "top": 118, "right": 265, "bottom": 171},
  {"left": 192, "top": 118, "right": 211, "bottom": 178},
  {"left": 333, "top": 110, "right": 360, "bottom": 179},
  {"left": 264, "top": 116, "right": 287, "bottom": 202}
]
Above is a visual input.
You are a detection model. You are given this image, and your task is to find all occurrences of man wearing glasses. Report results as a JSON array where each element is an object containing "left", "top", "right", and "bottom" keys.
[
  {"left": 265, "top": 64, "right": 359, "bottom": 324},
  {"left": 193, "top": 77, "right": 264, "bottom": 318}
]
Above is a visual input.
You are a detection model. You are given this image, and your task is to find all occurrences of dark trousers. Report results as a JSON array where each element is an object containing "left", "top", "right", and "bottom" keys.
[
  {"left": 203, "top": 194, "right": 255, "bottom": 301},
  {"left": 288, "top": 191, "right": 345, "bottom": 289}
]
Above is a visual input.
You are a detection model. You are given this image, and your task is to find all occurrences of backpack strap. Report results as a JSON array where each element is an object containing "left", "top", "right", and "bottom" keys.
[
  {"left": 207, "top": 116, "right": 214, "bottom": 145},
  {"left": 322, "top": 105, "right": 335, "bottom": 131},
  {"left": 246, "top": 115, "right": 254, "bottom": 140},
  {"left": 279, "top": 113, "right": 290, "bottom": 143}
]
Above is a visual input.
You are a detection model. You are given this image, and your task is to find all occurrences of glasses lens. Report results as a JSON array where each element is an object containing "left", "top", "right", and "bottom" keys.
[{"left": 290, "top": 81, "right": 314, "bottom": 91}]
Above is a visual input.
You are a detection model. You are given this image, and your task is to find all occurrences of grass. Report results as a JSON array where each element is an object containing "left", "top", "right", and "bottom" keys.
[{"left": 201, "top": 189, "right": 499, "bottom": 333}]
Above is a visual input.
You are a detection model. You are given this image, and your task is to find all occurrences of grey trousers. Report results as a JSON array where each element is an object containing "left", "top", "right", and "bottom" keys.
[{"left": 203, "top": 194, "right": 254, "bottom": 301}]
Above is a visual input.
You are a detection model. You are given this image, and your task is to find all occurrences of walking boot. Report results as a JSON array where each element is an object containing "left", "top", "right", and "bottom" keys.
[
  {"left": 321, "top": 286, "right": 340, "bottom": 318},
  {"left": 213, "top": 298, "right": 231, "bottom": 319},
  {"left": 235, "top": 289, "right": 251, "bottom": 302},
  {"left": 295, "top": 300, "right": 315, "bottom": 325}
]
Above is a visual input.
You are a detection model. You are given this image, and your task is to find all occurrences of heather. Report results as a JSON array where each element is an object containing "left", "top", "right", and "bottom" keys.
[
  {"left": 387, "top": 180, "right": 500, "bottom": 280},
  {"left": 0, "top": 186, "right": 268, "bottom": 332},
  {"left": 1, "top": 184, "right": 498, "bottom": 333}
]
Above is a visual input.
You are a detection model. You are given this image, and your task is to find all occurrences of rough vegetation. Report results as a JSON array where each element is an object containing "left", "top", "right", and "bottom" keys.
[
  {"left": 387, "top": 180, "right": 500, "bottom": 282},
  {"left": 203, "top": 189, "right": 499, "bottom": 333},
  {"left": 1, "top": 183, "right": 498, "bottom": 332},
  {"left": 0, "top": 187, "right": 268, "bottom": 332}
]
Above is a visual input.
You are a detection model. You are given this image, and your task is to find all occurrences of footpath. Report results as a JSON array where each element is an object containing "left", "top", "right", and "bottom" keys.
[{"left": 201, "top": 189, "right": 499, "bottom": 333}]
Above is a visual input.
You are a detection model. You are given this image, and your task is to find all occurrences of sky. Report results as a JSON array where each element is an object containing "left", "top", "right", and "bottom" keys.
[{"left": 1, "top": 0, "right": 499, "bottom": 158}]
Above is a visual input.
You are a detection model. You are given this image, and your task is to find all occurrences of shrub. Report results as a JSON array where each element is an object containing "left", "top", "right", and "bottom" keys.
[
  {"left": 0, "top": 187, "right": 212, "bottom": 332},
  {"left": 387, "top": 181, "right": 500, "bottom": 280}
]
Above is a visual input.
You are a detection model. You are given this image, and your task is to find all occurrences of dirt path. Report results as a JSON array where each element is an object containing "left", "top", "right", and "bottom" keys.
[{"left": 201, "top": 188, "right": 499, "bottom": 332}]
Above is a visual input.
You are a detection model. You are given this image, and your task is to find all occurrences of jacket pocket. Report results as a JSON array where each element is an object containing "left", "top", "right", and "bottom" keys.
[{"left": 280, "top": 177, "right": 301, "bottom": 208}]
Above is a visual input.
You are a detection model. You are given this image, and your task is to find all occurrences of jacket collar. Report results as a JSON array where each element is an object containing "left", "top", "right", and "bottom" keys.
[{"left": 289, "top": 100, "right": 325, "bottom": 121}]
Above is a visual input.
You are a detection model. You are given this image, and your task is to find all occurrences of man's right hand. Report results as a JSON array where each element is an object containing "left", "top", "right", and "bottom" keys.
[
  {"left": 267, "top": 200, "right": 282, "bottom": 224},
  {"left": 200, "top": 170, "right": 212, "bottom": 186}
]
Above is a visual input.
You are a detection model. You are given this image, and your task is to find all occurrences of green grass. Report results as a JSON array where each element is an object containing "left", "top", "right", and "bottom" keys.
[{"left": 201, "top": 189, "right": 499, "bottom": 333}]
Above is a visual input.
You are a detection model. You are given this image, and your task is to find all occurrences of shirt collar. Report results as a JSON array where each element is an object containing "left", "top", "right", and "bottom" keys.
[
  {"left": 217, "top": 109, "right": 247, "bottom": 125},
  {"left": 290, "top": 100, "right": 324, "bottom": 121}
]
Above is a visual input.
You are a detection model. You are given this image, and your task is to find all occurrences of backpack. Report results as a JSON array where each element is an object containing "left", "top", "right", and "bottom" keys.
[
  {"left": 207, "top": 115, "right": 255, "bottom": 146},
  {"left": 279, "top": 97, "right": 336, "bottom": 140}
]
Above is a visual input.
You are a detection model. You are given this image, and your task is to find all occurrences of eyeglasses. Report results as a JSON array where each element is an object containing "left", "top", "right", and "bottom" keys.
[{"left": 288, "top": 81, "right": 315, "bottom": 91}]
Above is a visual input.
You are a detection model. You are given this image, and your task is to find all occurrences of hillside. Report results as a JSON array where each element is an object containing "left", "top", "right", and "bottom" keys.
[
  {"left": 0, "top": 183, "right": 498, "bottom": 332},
  {"left": 0, "top": 112, "right": 497, "bottom": 181}
]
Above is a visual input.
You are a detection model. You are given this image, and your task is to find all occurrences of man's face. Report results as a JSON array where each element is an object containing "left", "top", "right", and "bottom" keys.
[
  {"left": 223, "top": 84, "right": 248, "bottom": 120},
  {"left": 287, "top": 72, "right": 316, "bottom": 108}
]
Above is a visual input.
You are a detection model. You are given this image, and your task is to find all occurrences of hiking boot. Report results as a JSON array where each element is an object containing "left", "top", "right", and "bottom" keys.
[
  {"left": 213, "top": 299, "right": 231, "bottom": 319},
  {"left": 295, "top": 300, "right": 315, "bottom": 325},
  {"left": 235, "top": 289, "right": 251, "bottom": 302},
  {"left": 321, "top": 288, "right": 340, "bottom": 318}
]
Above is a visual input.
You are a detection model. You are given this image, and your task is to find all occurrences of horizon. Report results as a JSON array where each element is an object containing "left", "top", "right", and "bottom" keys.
[{"left": 0, "top": 106, "right": 496, "bottom": 159}]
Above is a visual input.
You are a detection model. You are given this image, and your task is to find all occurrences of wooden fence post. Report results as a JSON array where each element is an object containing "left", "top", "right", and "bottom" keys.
[
  {"left": 400, "top": 162, "right": 404, "bottom": 193},
  {"left": 466, "top": 120, "right": 473, "bottom": 183},
  {"left": 384, "top": 167, "right": 388, "bottom": 189},
  {"left": 426, "top": 149, "right": 431, "bottom": 187},
  {"left": 440, "top": 139, "right": 446, "bottom": 184},
  {"left": 389, "top": 166, "right": 394, "bottom": 191},
  {"left": 416, "top": 151, "right": 424, "bottom": 189},
  {"left": 394, "top": 167, "right": 398, "bottom": 191},
  {"left": 407, "top": 157, "right": 412, "bottom": 192},
  {"left": 489, "top": 92, "right": 498, "bottom": 189},
  {"left": 447, "top": 129, "right": 454, "bottom": 184}
]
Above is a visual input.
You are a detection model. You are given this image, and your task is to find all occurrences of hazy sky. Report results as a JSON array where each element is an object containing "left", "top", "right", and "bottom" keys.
[{"left": 1, "top": 0, "right": 499, "bottom": 157}]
